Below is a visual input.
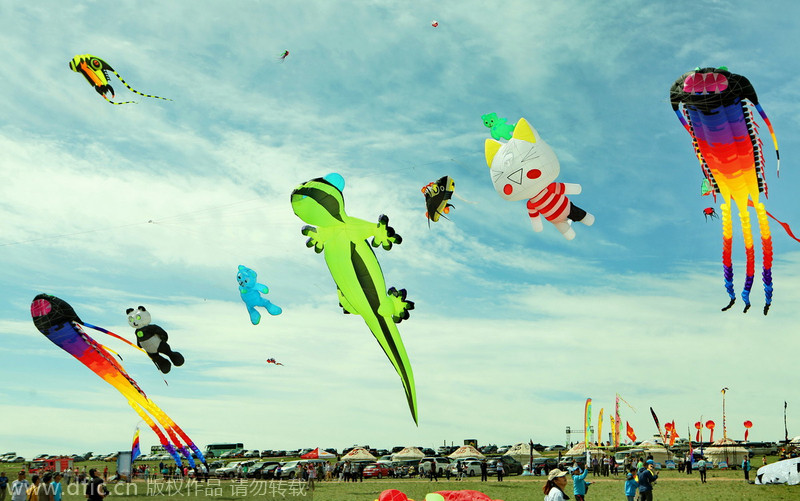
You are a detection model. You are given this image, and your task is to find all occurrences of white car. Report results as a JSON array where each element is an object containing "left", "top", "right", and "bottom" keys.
[{"left": 448, "top": 460, "right": 482, "bottom": 477}]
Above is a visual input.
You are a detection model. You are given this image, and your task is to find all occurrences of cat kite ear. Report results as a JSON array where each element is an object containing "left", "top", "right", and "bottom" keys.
[
  {"left": 511, "top": 118, "right": 536, "bottom": 143},
  {"left": 485, "top": 138, "right": 502, "bottom": 167}
]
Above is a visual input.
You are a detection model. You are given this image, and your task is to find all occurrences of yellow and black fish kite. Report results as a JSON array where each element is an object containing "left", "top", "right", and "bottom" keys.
[{"left": 69, "top": 54, "right": 172, "bottom": 105}]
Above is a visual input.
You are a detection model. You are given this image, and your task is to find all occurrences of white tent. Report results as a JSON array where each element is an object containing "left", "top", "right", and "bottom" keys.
[
  {"left": 564, "top": 442, "right": 602, "bottom": 459},
  {"left": 756, "top": 457, "right": 800, "bottom": 485},
  {"left": 503, "top": 443, "right": 541, "bottom": 463},
  {"left": 449, "top": 445, "right": 485, "bottom": 459},
  {"left": 392, "top": 447, "right": 425, "bottom": 460},
  {"left": 704, "top": 438, "right": 748, "bottom": 467},
  {"left": 341, "top": 447, "right": 376, "bottom": 462}
]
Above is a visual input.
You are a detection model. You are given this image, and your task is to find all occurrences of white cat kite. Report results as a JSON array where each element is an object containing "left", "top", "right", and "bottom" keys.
[{"left": 484, "top": 117, "right": 594, "bottom": 240}]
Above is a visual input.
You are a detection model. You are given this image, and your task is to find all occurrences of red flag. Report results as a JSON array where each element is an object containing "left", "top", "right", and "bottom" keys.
[
  {"left": 626, "top": 421, "right": 637, "bottom": 442},
  {"left": 669, "top": 420, "right": 678, "bottom": 446}
]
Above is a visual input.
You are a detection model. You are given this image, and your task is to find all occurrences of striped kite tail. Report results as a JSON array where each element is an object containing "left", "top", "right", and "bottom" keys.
[
  {"left": 111, "top": 69, "right": 172, "bottom": 102},
  {"left": 720, "top": 203, "right": 736, "bottom": 311},
  {"left": 754, "top": 202, "right": 774, "bottom": 315},
  {"left": 102, "top": 93, "right": 137, "bottom": 105},
  {"left": 738, "top": 205, "right": 756, "bottom": 313}
]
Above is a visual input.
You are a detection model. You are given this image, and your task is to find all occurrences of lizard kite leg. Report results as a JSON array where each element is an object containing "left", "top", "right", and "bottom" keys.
[{"left": 737, "top": 204, "right": 756, "bottom": 313}]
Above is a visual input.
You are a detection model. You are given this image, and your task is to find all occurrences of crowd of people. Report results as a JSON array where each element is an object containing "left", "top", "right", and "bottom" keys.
[
  {"left": 3, "top": 468, "right": 108, "bottom": 501},
  {"left": 542, "top": 459, "right": 659, "bottom": 501}
]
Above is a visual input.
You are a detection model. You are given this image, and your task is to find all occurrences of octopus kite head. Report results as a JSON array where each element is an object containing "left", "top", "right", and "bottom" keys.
[
  {"left": 126, "top": 306, "right": 151, "bottom": 328},
  {"left": 31, "top": 293, "right": 83, "bottom": 335},
  {"left": 669, "top": 66, "right": 758, "bottom": 112},
  {"left": 484, "top": 118, "right": 560, "bottom": 201},
  {"left": 290, "top": 173, "right": 347, "bottom": 226},
  {"left": 70, "top": 54, "right": 116, "bottom": 98}
]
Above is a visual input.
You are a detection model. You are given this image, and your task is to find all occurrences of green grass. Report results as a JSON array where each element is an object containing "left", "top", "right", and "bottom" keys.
[{"left": 49, "top": 468, "right": 797, "bottom": 501}]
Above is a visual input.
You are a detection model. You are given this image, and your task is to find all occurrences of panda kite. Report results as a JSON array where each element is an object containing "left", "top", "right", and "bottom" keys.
[{"left": 126, "top": 306, "right": 184, "bottom": 374}]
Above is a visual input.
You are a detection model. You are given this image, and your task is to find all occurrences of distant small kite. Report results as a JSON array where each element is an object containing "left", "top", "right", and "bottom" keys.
[
  {"left": 703, "top": 207, "right": 718, "bottom": 221},
  {"left": 266, "top": 358, "right": 283, "bottom": 366},
  {"left": 431, "top": 21, "right": 439, "bottom": 27},
  {"left": 278, "top": 50, "right": 290, "bottom": 62},
  {"left": 69, "top": 54, "right": 172, "bottom": 105}
]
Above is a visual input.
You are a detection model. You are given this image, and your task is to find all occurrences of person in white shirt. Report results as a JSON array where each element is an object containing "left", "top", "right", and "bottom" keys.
[{"left": 543, "top": 468, "right": 569, "bottom": 501}]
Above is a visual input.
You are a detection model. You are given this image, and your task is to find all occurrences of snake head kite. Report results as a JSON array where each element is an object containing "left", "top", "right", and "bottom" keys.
[
  {"left": 670, "top": 67, "right": 781, "bottom": 314},
  {"left": 290, "top": 174, "right": 418, "bottom": 424},
  {"left": 69, "top": 54, "right": 172, "bottom": 105}
]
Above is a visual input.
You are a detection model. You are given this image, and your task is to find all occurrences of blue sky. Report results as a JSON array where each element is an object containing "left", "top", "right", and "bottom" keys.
[{"left": 1, "top": 0, "right": 799, "bottom": 459}]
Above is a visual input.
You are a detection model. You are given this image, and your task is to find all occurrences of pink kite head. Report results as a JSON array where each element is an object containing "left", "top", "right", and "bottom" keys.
[
  {"left": 31, "top": 298, "right": 52, "bottom": 317},
  {"left": 683, "top": 71, "right": 728, "bottom": 94}
]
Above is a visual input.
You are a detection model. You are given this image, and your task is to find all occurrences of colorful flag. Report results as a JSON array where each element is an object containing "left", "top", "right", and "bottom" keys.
[
  {"left": 669, "top": 420, "right": 678, "bottom": 446},
  {"left": 610, "top": 415, "right": 617, "bottom": 447},
  {"left": 132, "top": 428, "right": 141, "bottom": 461},
  {"left": 598, "top": 408, "right": 604, "bottom": 446},
  {"left": 650, "top": 407, "right": 666, "bottom": 444},
  {"left": 626, "top": 421, "right": 636, "bottom": 442},
  {"left": 584, "top": 398, "right": 592, "bottom": 447}
]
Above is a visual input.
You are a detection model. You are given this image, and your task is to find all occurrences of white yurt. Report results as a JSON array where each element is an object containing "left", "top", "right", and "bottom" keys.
[
  {"left": 704, "top": 438, "right": 749, "bottom": 467},
  {"left": 503, "top": 442, "right": 542, "bottom": 463}
]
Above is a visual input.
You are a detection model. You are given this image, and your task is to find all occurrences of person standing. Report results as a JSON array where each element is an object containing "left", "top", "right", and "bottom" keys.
[
  {"left": 571, "top": 465, "right": 590, "bottom": 501},
  {"left": 10, "top": 471, "right": 29, "bottom": 501},
  {"left": 86, "top": 469, "right": 106, "bottom": 501},
  {"left": 37, "top": 473, "right": 53, "bottom": 501},
  {"left": 50, "top": 473, "right": 62, "bottom": 501},
  {"left": 742, "top": 456, "right": 751, "bottom": 483},
  {"left": 480, "top": 460, "right": 488, "bottom": 482},
  {"left": 543, "top": 469, "right": 569, "bottom": 501},
  {"left": 427, "top": 461, "right": 438, "bottom": 482},
  {"left": 696, "top": 457, "right": 707, "bottom": 483},
  {"left": 27, "top": 475, "right": 40, "bottom": 501},
  {"left": 624, "top": 470, "right": 638, "bottom": 501},
  {"left": 496, "top": 460, "right": 504, "bottom": 482},
  {"left": 637, "top": 459, "right": 658, "bottom": 501},
  {"left": 0, "top": 471, "right": 8, "bottom": 501}
]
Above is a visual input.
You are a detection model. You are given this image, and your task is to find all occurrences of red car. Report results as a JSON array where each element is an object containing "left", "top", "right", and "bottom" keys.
[{"left": 362, "top": 462, "right": 392, "bottom": 478}]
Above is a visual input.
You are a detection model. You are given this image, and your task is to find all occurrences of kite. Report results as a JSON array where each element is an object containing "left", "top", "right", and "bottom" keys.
[
  {"left": 422, "top": 176, "right": 455, "bottom": 224},
  {"left": 290, "top": 173, "right": 417, "bottom": 424},
  {"left": 266, "top": 358, "right": 283, "bottom": 366},
  {"left": 650, "top": 407, "right": 667, "bottom": 445},
  {"left": 670, "top": 66, "right": 782, "bottom": 314},
  {"left": 126, "top": 306, "right": 184, "bottom": 374},
  {"left": 706, "top": 420, "right": 716, "bottom": 442},
  {"left": 703, "top": 207, "right": 718, "bottom": 221},
  {"left": 485, "top": 118, "right": 594, "bottom": 239},
  {"left": 481, "top": 112, "right": 516, "bottom": 141},
  {"left": 237, "top": 265, "right": 282, "bottom": 325},
  {"left": 69, "top": 54, "right": 172, "bottom": 105},
  {"left": 695, "top": 421, "right": 703, "bottom": 442},
  {"left": 31, "top": 294, "right": 206, "bottom": 468},
  {"left": 744, "top": 420, "right": 753, "bottom": 442},
  {"left": 379, "top": 490, "right": 500, "bottom": 501},
  {"left": 431, "top": 20, "right": 439, "bottom": 28},
  {"left": 278, "top": 50, "right": 290, "bottom": 62}
]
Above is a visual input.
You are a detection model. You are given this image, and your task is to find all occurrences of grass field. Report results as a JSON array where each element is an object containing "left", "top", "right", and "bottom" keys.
[{"left": 43, "top": 467, "right": 797, "bottom": 501}]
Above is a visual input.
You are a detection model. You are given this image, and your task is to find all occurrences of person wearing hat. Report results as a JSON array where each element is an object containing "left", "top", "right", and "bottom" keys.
[
  {"left": 570, "top": 465, "right": 590, "bottom": 501},
  {"left": 624, "top": 469, "right": 638, "bottom": 501},
  {"left": 637, "top": 459, "right": 658, "bottom": 501},
  {"left": 543, "top": 468, "right": 570, "bottom": 501}
]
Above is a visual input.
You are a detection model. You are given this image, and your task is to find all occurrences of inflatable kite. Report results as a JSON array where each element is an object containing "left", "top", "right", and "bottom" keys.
[
  {"left": 126, "top": 306, "right": 184, "bottom": 374},
  {"left": 69, "top": 54, "right": 172, "bottom": 105},
  {"left": 422, "top": 176, "right": 455, "bottom": 224},
  {"left": 481, "top": 112, "right": 515, "bottom": 140},
  {"left": 31, "top": 294, "right": 205, "bottom": 468},
  {"left": 485, "top": 118, "right": 595, "bottom": 239},
  {"left": 378, "top": 489, "right": 501, "bottom": 501},
  {"left": 670, "top": 67, "right": 781, "bottom": 314},
  {"left": 290, "top": 173, "right": 417, "bottom": 424},
  {"left": 756, "top": 457, "right": 800, "bottom": 485},
  {"left": 237, "top": 265, "right": 282, "bottom": 325}
]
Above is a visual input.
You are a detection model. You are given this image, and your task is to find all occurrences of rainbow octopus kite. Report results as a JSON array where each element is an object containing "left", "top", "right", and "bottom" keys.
[
  {"left": 69, "top": 54, "right": 172, "bottom": 105},
  {"left": 290, "top": 174, "right": 417, "bottom": 424},
  {"left": 670, "top": 67, "right": 781, "bottom": 314},
  {"left": 31, "top": 294, "right": 205, "bottom": 467}
]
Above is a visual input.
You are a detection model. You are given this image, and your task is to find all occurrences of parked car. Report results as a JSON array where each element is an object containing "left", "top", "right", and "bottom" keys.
[
  {"left": 243, "top": 450, "right": 261, "bottom": 458},
  {"left": 486, "top": 456, "right": 523, "bottom": 476},
  {"left": 530, "top": 457, "right": 559, "bottom": 475},
  {"left": 362, "top": 462, "right": 391, "bottom": 479},
  {"left": 545, "top": 445, "right": 567, "bottom": 452},
  {"left": 448, "top": 460, "right": 482, "bottom": 477},
  {"left": 206, "top": 461, "right": 225, "bottom": 476},
  {"left": 255, "top": 463, "right": 280, "bottom": 480},
  {"left": 421, "top": 448, "right": 436, "bottom": 457},
  {"left": 245, "top": 461, "right": 279, "bottom": 478},
  {"left": 479, "top": 444, "right": 498, "bottom": 454},
  {"left": 276, "top": 459, "right": 328, "bottom": 479},
  {"left": 418, "top": 457, "right": 451, "bottom": 476},
  {"left": 215, "top": 460, "right": 255, "bottom": 478}
]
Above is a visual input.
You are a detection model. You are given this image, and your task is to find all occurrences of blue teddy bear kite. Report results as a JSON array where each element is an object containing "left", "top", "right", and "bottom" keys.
[{"left": 237, "top": 265, "right": 282, "bottom": 324}]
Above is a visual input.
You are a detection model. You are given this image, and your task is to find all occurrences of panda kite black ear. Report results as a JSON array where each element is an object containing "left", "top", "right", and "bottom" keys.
[
  {"left": 138, "top": 306, "right": 147, "bottom": 312},
  {"left": 126, "top": 308, "right": 134, "bottom": 314}
]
